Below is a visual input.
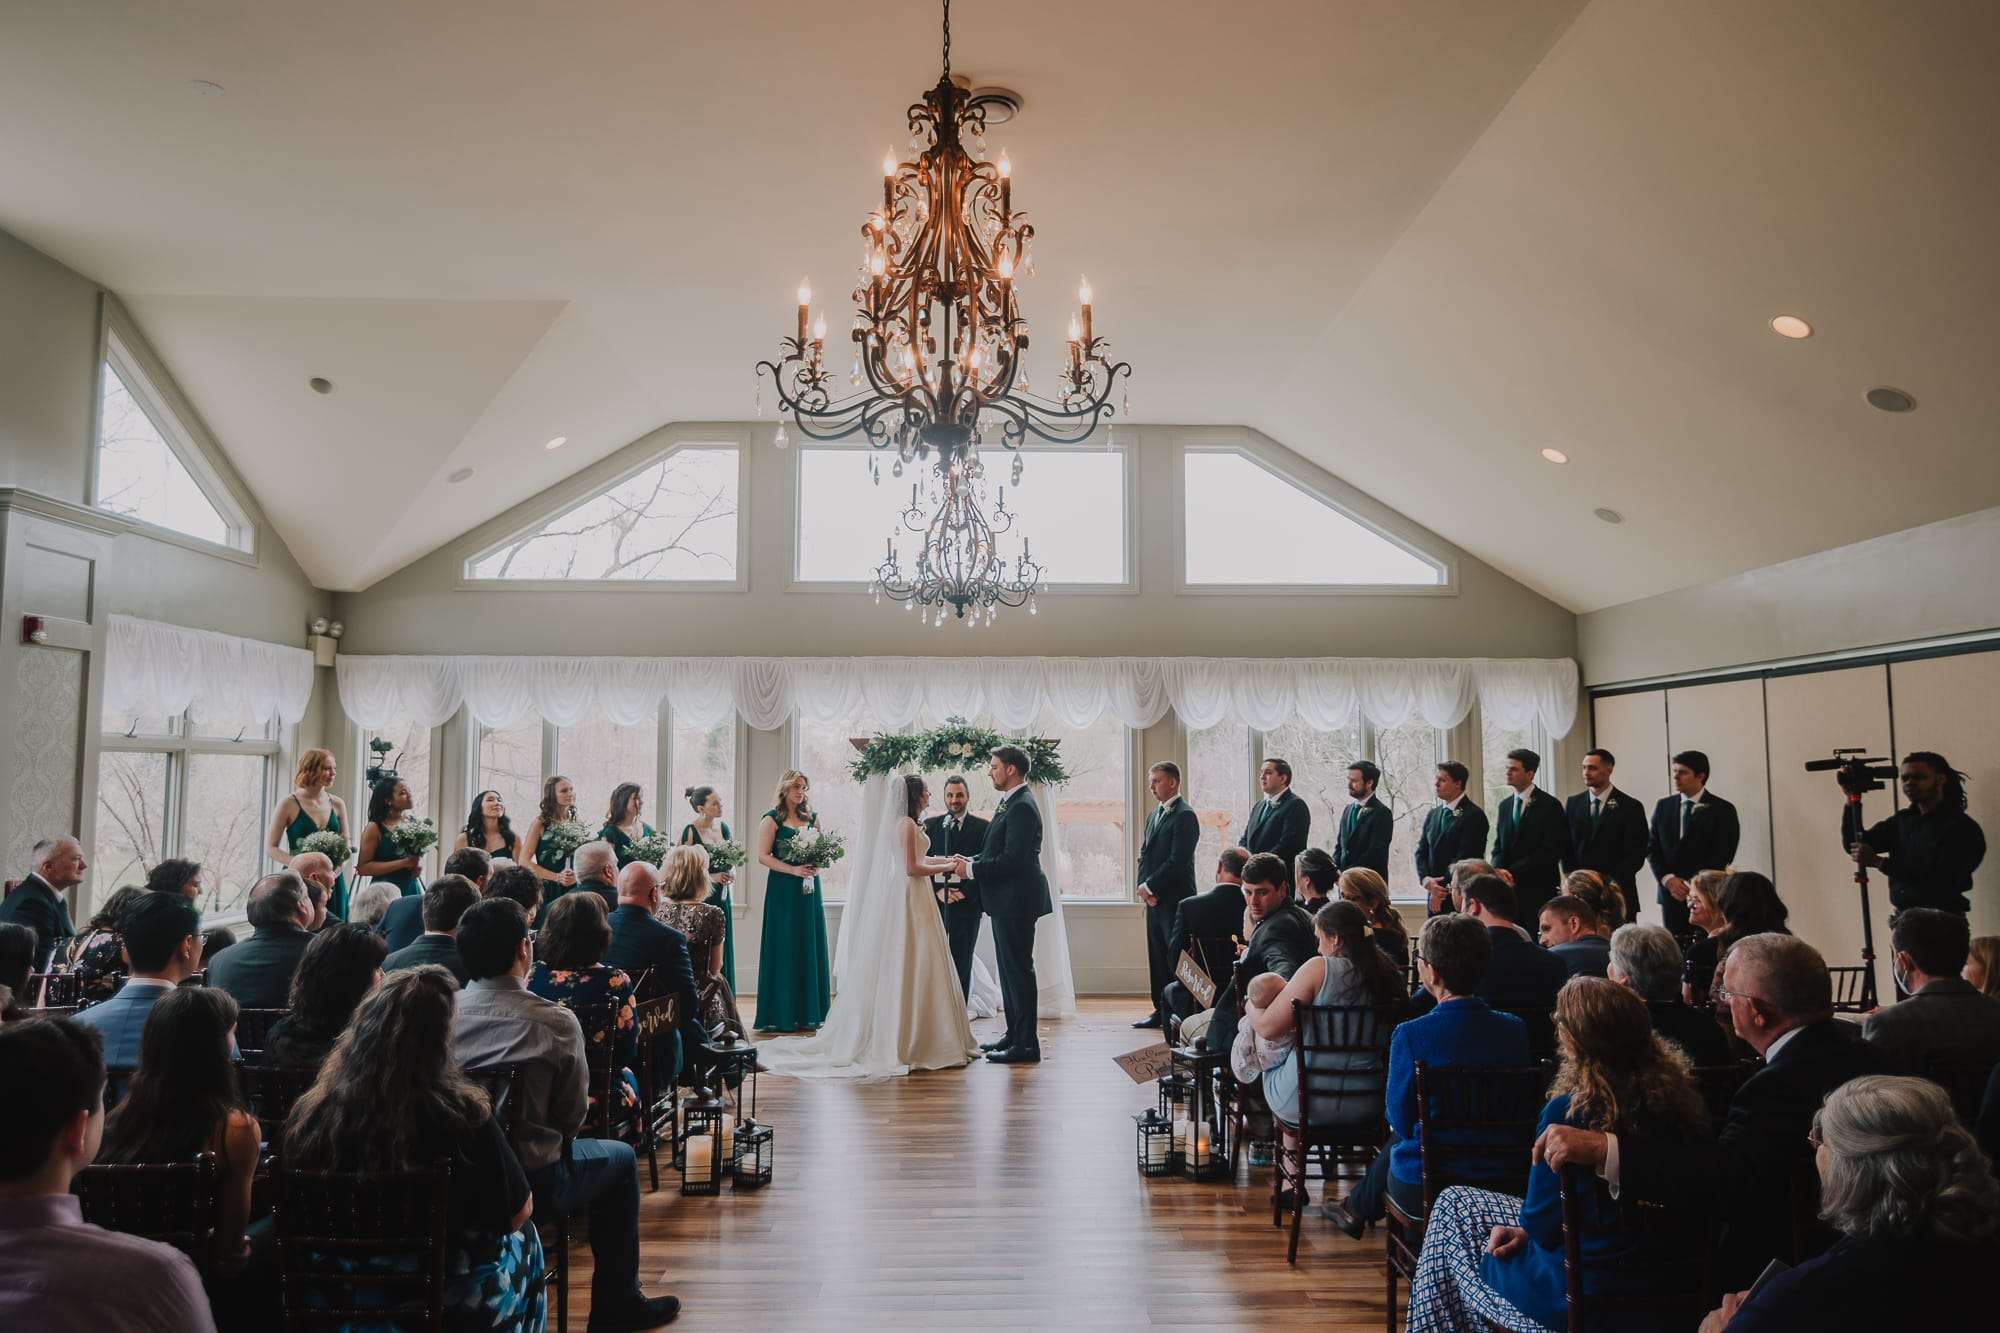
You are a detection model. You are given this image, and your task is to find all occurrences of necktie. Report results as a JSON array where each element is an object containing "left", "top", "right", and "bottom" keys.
[
  {"left": 1439, "top": 804, "right": 1453, "bottom": 830},
  {"left": 1590, "top": 795, "right": 1601, "bottom": 825},
  {"left": 1681, "top": 799, "right": 1693, "bottom": 837}
]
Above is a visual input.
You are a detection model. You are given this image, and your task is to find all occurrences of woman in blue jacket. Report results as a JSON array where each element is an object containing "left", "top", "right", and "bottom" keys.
[{"left": 1408, "top": 976, "right": 1707, "bottom": 1332}]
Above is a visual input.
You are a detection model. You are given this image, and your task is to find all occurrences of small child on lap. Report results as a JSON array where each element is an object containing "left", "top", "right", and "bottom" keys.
[{"left": 1229, "top": 972, "right": 1295, "bottom": 1083}]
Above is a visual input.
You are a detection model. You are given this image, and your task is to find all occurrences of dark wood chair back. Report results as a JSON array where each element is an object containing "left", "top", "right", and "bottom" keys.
[
  {"left": 1495, "top": 1005, "right": 1559, "bottom": 1059},
  {"left": 1558, "top": 1165, "right": 1714, "bottom": 1331},
  {"left": 30, "top": 970, "right": 82, "bottom": 1008},
  {"left": 466, "top": 1062, "right": 525, "bottom": 1139},
  {"left": 239, "top": 1063, "right": 322, "bottom": 1151},
  {"left": 234, "top": 1007, "right": 290, "bottom": 1058},
  {"left": 1414, "top": 1061, "right": 1553, "bottom": 1206},
  {"left": 1290, "top": 1002, "right": 1397, "bottom": 1141},
  {"left": 274, "top": 1158, "right": 450, "bottom": 1331},
  {"left": 72, "top": 1152, "right": 219, "bottom": 1281},
  {"left": 1921, "top": 1058, "right": 1997, "bottom": 1126},
  {"left": 1827, "top": 966, "right": 1871, "bottom": 1014},
  {"left": 1692, "top": 1062, "right": 1757, "bottom": 1135}
]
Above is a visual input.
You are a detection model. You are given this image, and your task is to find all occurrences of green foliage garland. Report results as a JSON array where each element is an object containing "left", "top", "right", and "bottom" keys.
[{"left": 848, "top": 717, "right": 1068, "bottom": 786}]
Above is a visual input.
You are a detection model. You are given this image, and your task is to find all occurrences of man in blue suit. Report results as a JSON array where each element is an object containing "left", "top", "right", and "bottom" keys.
[
  {"left": 603, "top": 861, "right": 701, "bottom": 1081},
  {"left": 73, "top": 891, "right": 201, "bottom": 1108}
]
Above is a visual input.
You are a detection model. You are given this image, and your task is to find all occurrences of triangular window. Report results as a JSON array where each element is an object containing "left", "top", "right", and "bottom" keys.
[
  {"left": 1183, "top": 449, "right": 1445, "bottom": 586},
  {"left": 466, "top": 446, "right": 739, "bottom": 581},
  {"left": 93, "top": 326, "right": 248, "bottom": 550}
]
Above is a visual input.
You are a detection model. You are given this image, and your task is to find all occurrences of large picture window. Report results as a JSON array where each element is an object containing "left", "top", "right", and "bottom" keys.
[
  {"left": 1258, "top": 719, "right": 1364, "bottom": 850},
  {"left": 669, "top": 716, "right": 740, "bottom": 838},
  {"left": 1374, "top": 719, "right": 1446, "bottom": 898},
  {"left": 1182, "top": 448, "right": 1444, "bottom": 587},
  {"left": 479, "top": 722, "right": 545, "bottom": 836},
  {"left": 555, "top": 719, "right": 660, "bottom": 833},
  {"left": 1482, "top": 715, "right": 1552, "bottom": 834},
  {"left": 1185, "top": 721, "right": 1252, "bottom": 881}
]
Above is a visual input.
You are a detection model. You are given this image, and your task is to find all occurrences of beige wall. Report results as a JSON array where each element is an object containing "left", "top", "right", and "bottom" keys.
[{"left": 0, "top": 228, "right": 99, "bottom": 501}]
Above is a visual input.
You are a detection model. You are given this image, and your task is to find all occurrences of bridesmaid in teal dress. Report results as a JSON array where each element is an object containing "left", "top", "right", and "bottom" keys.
[
  {"left": 754, "top": 770, "right": 831, "bottom": 1032},
  {"left": 520, "top": 775, "right": 581, "bottom": 909},
  {"left": 263, "top": 747, "right": 352, "bottom": 919},
  {"left": 356, "top": 777, "right": 426, "bottom": 897},
  {"left": 599, "top": 783, "right": 655, "bottom": 869},
  {"left": 679, "top": 784, "right": 737, "bottom": 992}
]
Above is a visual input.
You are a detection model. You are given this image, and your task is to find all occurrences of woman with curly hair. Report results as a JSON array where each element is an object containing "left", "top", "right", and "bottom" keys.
[
  {"left": 1408, "top": 976, "right": 1707, "bottom": 1332},
  {"left": 1704, "top": 1075, "right": 2000, "bottom": 1330},
  {"left": 520, "top": 774, "right": 581, "bottom": 895},
  {"left": 60, "top": 883, "right": 149, "bottom": 1006},
  {"left": 285, "top": 966, "right": 542, "bottom": 1330}
]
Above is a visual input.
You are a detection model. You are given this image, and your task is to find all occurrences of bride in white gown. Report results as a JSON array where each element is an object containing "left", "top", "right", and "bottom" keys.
[{"left": 757, "top": 772, "right": 980, "bottom": 1078}]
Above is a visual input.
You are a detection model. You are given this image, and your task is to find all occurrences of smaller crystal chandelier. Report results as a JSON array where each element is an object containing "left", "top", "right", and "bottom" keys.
[{"left": 869, "top": 457, "right": 1045, "bottom": 625}]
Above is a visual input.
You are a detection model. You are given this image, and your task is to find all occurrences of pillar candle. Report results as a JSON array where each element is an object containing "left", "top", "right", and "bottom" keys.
[{"left": 686, "top": 1136, "right": 714, "bottom": 1178}]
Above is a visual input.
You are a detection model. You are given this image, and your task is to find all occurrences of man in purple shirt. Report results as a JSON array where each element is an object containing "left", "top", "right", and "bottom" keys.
[{"left": 0, "top": 1017, "right": 215, "bottom": 1332}]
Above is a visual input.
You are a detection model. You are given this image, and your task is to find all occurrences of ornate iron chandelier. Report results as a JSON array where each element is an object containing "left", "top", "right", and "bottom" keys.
[{"left": 755, "top": 0, "right": 1130, "bottom": 624}]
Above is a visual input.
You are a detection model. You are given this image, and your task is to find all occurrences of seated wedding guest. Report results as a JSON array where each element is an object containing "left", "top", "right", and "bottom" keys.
[
  {"left": 265, "top": 924, "right": 387, "bottom": 1069},
  {"left": 1705, "top": 1076, "right": 2000, "bottom": 1332},
  {"left": 572, "top": 840, "right": 621, "bottom": 914},
  {"left": 1329, "top": 914, "right": 1529, "bottom": 1235},
  {"left": 1296, "top": 847, "right": 1337, "bottom": 912},
  {"left": 1680, "top": 867, "right": 1731, "bottom": 1006},
  {"left": 484, "top": 862, "right": 543, "bottom": 922},
  {"left": 1967, "top": 934, "right": 2000, "bottom": 997},
  {"left": 290, "top": 967, "right": 544, "bottom": 1330},
  {"left": 529, "top": 892, "right": 640, "bottom": 1137},
  {"left": 1537, "top": 894, "right": 1610, "bottom": 977},
  {"left": 1863, "top": 906, "right": 2000, "bottom": 1070},
  {"left": 142, "top": 857, "right": 205, "bottom": 901},
  {"left": 1443, "top": 858, "right": 1495, "bottom": 915},
  {"left": 1252, "top": 900, "right": 1408, "bottom": 1206},
  {"left": 199, "top": 927, "right": 236, "bottom": 970},
  {"left": 383, "top": 874, "right": 480, "bottom": 987},
  {"left": 453, "top": 789, "right": 519, "bottom": 861},
  {"left": 206, "top": 871, "right": 315, "bottom": 1010},
  {"left": 654, "top": 846, "right": 745, "bottom": 1038},
  {"left": 1418, "top": 874, "right": 1568, "bottom": 1053},
  {"left": 1202, "top": 852, "right": 1315, "bottom": 1055},
  {"left": 1560, "top": 868, "right": 1624, "bottom": 940},
  {"left": 0, "top": 923, "right": 36, "bottom": 1021},
  {"left": 604, "top": 861, "right": 702, "bottom": 1080},
  {"left": 1410, "top": 977, "right": 1706, "bottom": 1332},
  {"left": 1336, "top": 867, "right": 1410, "bottom": 968},
  {"left": 98, "top": 986, "right": 258, "bottom": 1274},
  {"left": 62, "top": 884, "right": 147, "bottom": 1007},
  {"left": 382, "top": 847, "right": 489, "bottom": 951},
  {"left": 347, "top": 879, "right": 399, "bottom": 934},
  {"left": 1608, "top": 924, "right": 1732, "bottom": 1067},
  {"left": 452, "top": 898, "right": 680, "bottom": 1330},
  {"left": 0, "top": 1018, "right": 216, "bottom": 1332},
  {"left": 74, "top": 893, "right": 201, "bottom": 1106},
  {"left": 0, "top": 835, "right": 83, "bottom": 967},
  {"left": 295, "top": 855, "right": 332, "bottom": 932},
  {"left": 1536, "top": 933, "right": 1896, "bottom": 1290},
  {"left": 1161, "top": 847, "right": 1248, "bottom": 1028}
]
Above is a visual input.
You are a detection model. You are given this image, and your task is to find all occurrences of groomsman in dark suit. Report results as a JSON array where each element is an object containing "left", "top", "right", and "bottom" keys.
[
  {"left": 1415, "top": 761, "right": 1489, "bottom": 914},
  {"left": 1332, "top": 761, "right": 1392, "bottom": 880},
  {"left": 1133, "top": 762, "right": 1201, "bottom": 1028},
  {"left": 1242, "top": 757, "right": 1312, "bottom": 870},
  {"left": 1162, "top": 847, "right": 1249, "bottom": 1024},
  {"left": 1563, "top": 748, "right": 1649, "bottom": 921},
  {"left": 1491, "top": 748, "right": 1569, "bottom": 924},
  {"left": 923, "top": 775, "right": 990, "bottom": 1000},
  {"left": 1647, "top": 750, "right": 1741, "bottom": 935}
]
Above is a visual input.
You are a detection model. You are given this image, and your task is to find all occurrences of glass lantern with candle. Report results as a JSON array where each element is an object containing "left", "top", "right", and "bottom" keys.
[
  {"left": 680, "top": 1089, "right": 728, "bottom": 1197},
  {"left": 1169, "top": 1045, "right": 1235, "bottom": 1182},
  {"left": 733, "top": 1118, "right": 775, "bottom": 1190},
  {"left": 1133, "top": 1109, "right": 1174, "bottom": 1178}
]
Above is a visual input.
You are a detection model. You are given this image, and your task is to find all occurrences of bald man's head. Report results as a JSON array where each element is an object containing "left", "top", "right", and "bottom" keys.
[
  {"left": 291, "top": 851, "right": 335, "bottom": 890},
  {"left": 616, "top": 861, "right": 661, "bottom": 908}
]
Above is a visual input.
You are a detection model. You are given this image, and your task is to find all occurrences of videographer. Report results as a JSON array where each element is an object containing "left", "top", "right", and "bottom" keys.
[{"left": 1848, "top": 751, "right": 1987, "bottom": 918}]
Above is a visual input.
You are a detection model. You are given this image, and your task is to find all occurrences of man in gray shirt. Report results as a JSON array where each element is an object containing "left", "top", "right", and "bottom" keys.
[{"left": 452, "top": 898, "right": 679, "bottom": 1330}]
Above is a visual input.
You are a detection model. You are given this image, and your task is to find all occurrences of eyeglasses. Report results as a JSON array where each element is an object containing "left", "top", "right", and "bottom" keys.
[
  {"left": 1806, "top": 1125, "right": 1823, "bottom": 1150},
  {"left": 1711, "top": 985, "right": 1769, "bottom": 1007}
]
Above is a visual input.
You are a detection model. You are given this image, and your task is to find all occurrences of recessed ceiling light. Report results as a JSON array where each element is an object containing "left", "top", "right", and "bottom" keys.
[
  {"left": 1593, "top": 507, "right": 1624, "bottom": 525},
  {"left": 1865, "top": 386, "right": 1916, "bottom": 413},
  {"left": 1770, "top": 314, "right": 1812, "bottom": 339},
  {"left": 1540, "top": 447, "right": 1569, "bottom": 465},
  {"left": 189, "top": 79, "right": 225, "bottom": 97},
  {"left": 545, "top": 435, "right": 569, "bottom": 451},
  {"left": 308, "top": 377, "right": 333, "bottom": 395},
  {"left": 446, "top": 467, "right": 475, "bottom": 484}
]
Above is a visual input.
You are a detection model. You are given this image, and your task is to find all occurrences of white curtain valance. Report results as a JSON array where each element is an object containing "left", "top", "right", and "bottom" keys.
[
  {"left": 337, "top": 655, "right": 1579, "bottom": 738},
  {"left": 105, "top": 614, "right": 316, "bottom": 728}
]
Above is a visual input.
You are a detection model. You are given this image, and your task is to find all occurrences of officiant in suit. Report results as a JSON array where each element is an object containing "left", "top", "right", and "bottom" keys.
[
  {"left": 1647, "top": 750, "right": 1741, "bottom": 935},
  {"left": 1492, "top": 747, "right": 1569, "bottom": 923},
  {"left": 1415, "top": 761, "right": 1489, "bottom": 914},
  {"left": 1243, "top": 758, "right": 1312, "bottom": 869},
  {"left": 957, "top": 746, "right": 1051, "bottom": 1064},
  {"left": 924, "top": 774, "right": 990, "bottom": 1000},
  {"left": 1332, "top": 761, "right": 1392, "bottom": 879},
  {"left": 1134, "top": 761, "right": 1201, "bottom": 1029},
  {"left": 1162, "top": 847, "right": 1249, "bottom": 1025},
  {"left": 1563, "top": 747, "right": 1648, "bottom": 921}
]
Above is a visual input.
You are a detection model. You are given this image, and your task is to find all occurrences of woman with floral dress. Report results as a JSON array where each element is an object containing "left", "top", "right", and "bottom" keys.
[
  {"left": 655, "top": 845, "right": 745, "bottom": 1038},
  {"left": 526, "top": 891, "right": 640, "bottom": 1141}
]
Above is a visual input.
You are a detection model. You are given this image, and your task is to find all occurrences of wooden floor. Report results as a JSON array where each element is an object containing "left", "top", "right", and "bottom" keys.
[{"left": 566, "top": 998, "right": 1391, "bottom": 1331}]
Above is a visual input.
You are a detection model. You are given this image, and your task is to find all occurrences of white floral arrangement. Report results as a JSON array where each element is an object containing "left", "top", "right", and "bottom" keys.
[
  {"left": 539, "top": 818, "right": 594, "bottom": 861},
  {"left": 624, "top": 830, "right": 678, "bottom": 868},
  {"left": 776, "top": 829, "right": 846, "bottom": 892},
  {"left": 392, "top": 816, "right": 439, "bottom": 859},
  {"left": 704, "top": 841, "right": 750, "bottom": 875},
  {"left": 296, "top": 829, "right": 351, "bottom": 867}
]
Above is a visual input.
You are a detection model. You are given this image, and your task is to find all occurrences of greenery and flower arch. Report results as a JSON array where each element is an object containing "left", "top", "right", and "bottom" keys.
[{"left": 848, "top": 717, "right": 1068, "bottom": 786}]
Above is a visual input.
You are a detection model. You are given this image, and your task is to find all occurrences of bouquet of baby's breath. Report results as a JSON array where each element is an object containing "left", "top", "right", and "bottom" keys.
[
  {"left": 624, "top": 831, "right": 678, "bottom": 868},
  {"left": 296, "top": 829, "right": 351, "bottom": 867},
  {"left": 704, "top": 841, "right": 749, "bottom": 875},
  {"left": 777, "top": 829, "right": 846, "bottom": 888},
  {"left": 391, "top": 816, "right": 439, "bottom": 859},
  {"left": 540, "top": 818, "right": 593, "bottom": 862}
]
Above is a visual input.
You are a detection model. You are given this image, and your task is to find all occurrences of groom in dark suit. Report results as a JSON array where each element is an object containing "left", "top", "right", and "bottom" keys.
[
  {"left": 923, "top": 774, "right": 990, "bottom": 1000},
  {"left": 1134, "top": 761, "right": 1200, "bottom": 1029},
  {"left": 956, "top": 746, "right": 1052, "bottom": 1064}
]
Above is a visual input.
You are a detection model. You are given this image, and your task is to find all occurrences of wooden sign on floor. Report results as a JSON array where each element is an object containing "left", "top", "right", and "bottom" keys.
[{"left": 1112, "top": 1043, "right": 1176, "bottom": 1084}]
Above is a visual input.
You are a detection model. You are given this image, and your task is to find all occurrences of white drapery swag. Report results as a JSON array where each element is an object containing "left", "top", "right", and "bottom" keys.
[
  {"left": 105, "top": 614, "right": 315, "bottom": 728},
  {"left": 336, "top": 655, "right": 1579, "bottom": 738}
]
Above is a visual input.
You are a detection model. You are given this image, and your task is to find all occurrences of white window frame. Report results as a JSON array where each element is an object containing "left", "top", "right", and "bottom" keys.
[
  {"left": 100, "top": 712, "right": 286, "bottom": 928},
  {"left": 785, "top": 432, "right": 1140, "bottom": 595},
  {"left": 88, "top": 296, "right": 258, "bottom": 562},
  {"left": 1172, "top": 432, "right": 1455, "bottom": 595},
  {"left": 455, "top": 427, "right": 750, "bottom": 592}
]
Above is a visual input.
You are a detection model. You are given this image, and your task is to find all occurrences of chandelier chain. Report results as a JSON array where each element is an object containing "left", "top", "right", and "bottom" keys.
[{"left": 941, "top": 0, "right": 951, "bottom": 81}]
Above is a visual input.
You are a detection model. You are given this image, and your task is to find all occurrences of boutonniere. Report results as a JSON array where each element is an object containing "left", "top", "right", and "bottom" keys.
[{"left": 1603, "top": 798, "right": 1618, "bottom": 812}]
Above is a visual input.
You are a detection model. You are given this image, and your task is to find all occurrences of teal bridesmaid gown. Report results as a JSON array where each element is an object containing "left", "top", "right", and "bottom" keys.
[
  {"left": 681, "top": 821, "right": 737, "bottom": 993},
  {"left": 285, "top": 804, "right": 348, "bottom": 920},
  {"left": 371, "top": 818, "right": 425, "bottom": 897},
  {"left": 754, "top": 813, "right": 830, "bottom": 1032},
  {"left": 601, "top": 822, "right": 656, "bottom": 869}
]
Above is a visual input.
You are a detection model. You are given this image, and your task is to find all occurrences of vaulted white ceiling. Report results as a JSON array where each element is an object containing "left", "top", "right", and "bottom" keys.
[{"left": 2, "top": 0, "right": 1994, "bottom": 609}]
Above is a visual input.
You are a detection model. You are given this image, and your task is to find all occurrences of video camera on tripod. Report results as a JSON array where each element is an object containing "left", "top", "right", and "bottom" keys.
[
  {"left": 364, "top": 736, "right": 401, "bottom": 787},
  {"left": 1803, "top": 747, "right": 1900, "bottom": 1009},
  {"left": 1803, "top": 748, "right": 1899, "bottom": 797}
]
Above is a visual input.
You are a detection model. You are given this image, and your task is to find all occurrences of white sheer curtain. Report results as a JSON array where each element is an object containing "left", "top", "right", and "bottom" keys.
[
  {"left": 337, "top": 655, "right": 1579, "bottom": 737},
  {"left": 105, "top": 614, "right": 315, "bottom": 728}
]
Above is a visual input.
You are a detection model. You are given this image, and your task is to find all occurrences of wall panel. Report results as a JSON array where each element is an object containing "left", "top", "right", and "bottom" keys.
[
  {"left": 1665, "top": 678, "right": 1773, "bottom": 879},
  {"left": 1890, "top": 654, "right": 2000, "bottom": 937},
  {"left": 1590, "top": 690, "right": 1668, "bottom": 923}
]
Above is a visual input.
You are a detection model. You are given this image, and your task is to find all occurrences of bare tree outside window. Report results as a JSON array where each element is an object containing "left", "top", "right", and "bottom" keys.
[
  {"left": 93, "top": 752, "right": 170, "bottom": 895},
  {"left": 669, "top": 719, "right": 738, "bottom": 831},
  {"left": 94, "top": 361, "right": 231, "bottom": 545},
  {"left": 557, "top": 719, "right": 659, "bottom": 829},
  {"left": 468, "top": 448, "right": 738, "bottom": 581},
  {"left": 1259, "top": 719, "right": 1364, "bottom": 850},
  {"left": 182, "top": 754, "right": 270, "bottom": 915},
  {"left": 479, "top": 723, "right": 545, "bottom": 836},
  {"left": 1186, "top": 721, "right": 1252, "bottom": 876},
  {"left": 1375, "top": 719, "right": 1445, "bottom": 897}
]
